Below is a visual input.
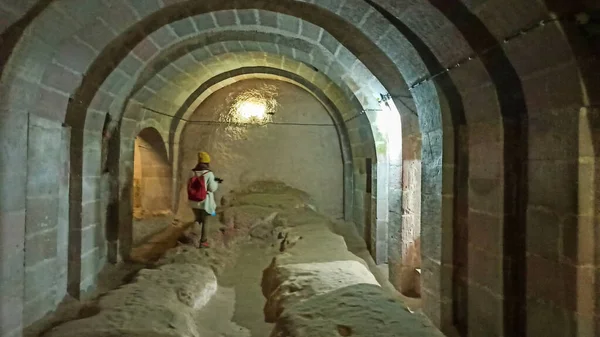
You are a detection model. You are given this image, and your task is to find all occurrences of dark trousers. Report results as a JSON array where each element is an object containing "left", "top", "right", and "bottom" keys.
[{"left": 192, "top": 209, "right": 209, "bottom": 242}]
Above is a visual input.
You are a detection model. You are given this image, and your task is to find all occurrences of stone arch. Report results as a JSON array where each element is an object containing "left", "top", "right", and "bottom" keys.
[
  {"left": 119, "top": 61, "right": 373, "bottom": 229},
  {"left": 0, "top": 5, "right": 440, "bottom": 337},
  {"left": 0, "top": 2, "right": 598, "bottom": 337},
  {"left": 77, "top": 11, "right": 394, "bottom": 141},
  {"left": 169, "top": 71, "right": 356, "bottom": 219},
  {"left": 113, "top": 69, "right": 377, "bottom": 262},
  {"left": 122, "top": 41, "right": 380, "bottom": 216},
  {"left": 109, "top": 21, "right": 416, "bottom": 254},
  {"left": 0, "top": 0, "right": 449, "bottom": 331},
  {"left": 112, "top": 62, "right": 373, "bottom": 259},
  {"left": 124, "top": 51, "right": 393, "bottom": 256},
  {"left": 127, "top": 42, "right": 381, "bottom": 121},
  {"left": 0, "top": 3, "right": 443, "bottom": 326},
  {"left": 127, "top": 11, "right": 389, "bottom": 100},
  {"left": 44, "top": 1, "right": 420, "bottom": 286},
  {"left": 366, "top": 1, "right": 600, "bottom": 335},
  {"left": 177, "top": 77, "right": 349, "bottom": 220}
]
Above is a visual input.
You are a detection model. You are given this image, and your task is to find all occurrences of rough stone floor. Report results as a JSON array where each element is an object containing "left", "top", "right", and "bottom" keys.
[
  {"left": 26, "top": 181, "right": 442, "bottom": 337},
  {"left": 132, "top": 213, "right": 175, "bottom": 247}
]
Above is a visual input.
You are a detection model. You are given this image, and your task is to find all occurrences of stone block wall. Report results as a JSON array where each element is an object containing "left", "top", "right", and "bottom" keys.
[
  {"left": 0, "top": 113, "right": 70, "bottom": 336},
  {"left": 2, "top": 2, "right": 597, "bottom": 337},
  {"left": 75, "top": 128, "right": 108, "bottom": 295},
  {"left": 402, "top": 134, "right": 422, "bottom": 254},
  {"left": 346, "top": 114, "right": 376, "bottom": 247},
  {"left": 388, "top": 131, "right": 422, "bottom": 296},
  {"left": 517, "top": 55, "right": 599, "bottom": 337},
  {"left": 132, "top": 144, "right": 142, "bottom": 210},
  {"left": 0, "top": 110, "right": 28, "bottom": 337},
  {"left": 23, "top": 115, "right": 70, "bottom": 326},
  {"left": 116, "top": 135, "right": 136, "bottom": 260},
  {"left": 402, "top": 160, "right": 421, "bottom": 249}
]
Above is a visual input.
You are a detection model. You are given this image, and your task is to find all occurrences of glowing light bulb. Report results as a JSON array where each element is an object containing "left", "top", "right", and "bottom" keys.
[{"left": 238, "top": 100, "right": 267, "bottom": 120}]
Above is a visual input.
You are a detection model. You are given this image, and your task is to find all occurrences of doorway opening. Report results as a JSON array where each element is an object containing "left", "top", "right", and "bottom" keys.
[{"left": 132, "top": 127, "right": 173, "bottom": 245}]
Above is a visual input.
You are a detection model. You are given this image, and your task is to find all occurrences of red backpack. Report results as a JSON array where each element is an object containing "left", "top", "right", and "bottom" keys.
[{"left": 187, "top": 171, "right": 209, "bottom": 202}]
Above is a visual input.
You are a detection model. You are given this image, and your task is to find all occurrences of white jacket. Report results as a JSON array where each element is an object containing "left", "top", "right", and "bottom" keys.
[{"left": 188, "top": 169, "right": 219, "bottom": 214}]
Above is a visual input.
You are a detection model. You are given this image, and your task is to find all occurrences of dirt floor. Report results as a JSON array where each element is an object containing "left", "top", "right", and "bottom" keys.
[
  {"left": 25, "top": 181, "right": 434, "bottom": 337},
  {"left": 218, "top": 242, "right": 277, "bottom": 336},
  {"left": 132, "top": 213, "right": 175, "bottom": 246}
]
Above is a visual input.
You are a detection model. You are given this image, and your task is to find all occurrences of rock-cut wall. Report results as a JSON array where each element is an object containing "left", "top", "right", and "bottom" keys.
[{"left": 179, "top": 79, "right": 344, "bottom": 220}]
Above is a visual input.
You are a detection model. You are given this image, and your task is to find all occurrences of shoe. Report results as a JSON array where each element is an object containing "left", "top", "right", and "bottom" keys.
[{"left": 199, "top": 241, "right": 210, "bottom": 248}]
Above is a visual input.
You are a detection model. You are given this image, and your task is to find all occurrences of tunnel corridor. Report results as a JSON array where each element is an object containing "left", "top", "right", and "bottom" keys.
[{"left": 0, "top": 1, "right": 599, "bottom": 337}]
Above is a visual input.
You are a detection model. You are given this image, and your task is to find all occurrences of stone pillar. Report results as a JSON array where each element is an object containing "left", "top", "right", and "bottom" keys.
[
  {"left": 171, "top": 142, "right": 181, "bottom": 213},
  {"left": 77, "top": 129, "right": 106, "bottom": 294},
  {"left": 420, "top": 127, "right": 446, "bottom": 326},
  {"left": 416, "top": 81, "right": 448, "bottom": 329},
  {"left": 373, "top": 157, "right": 389, "bottom": 265},
  {"left": 522, "top": 106, "right": 599, "bottom": 336},
  {"left": 389, "top": 131, "right": 422, "bottom": 296},
  {"left": 576, "top": 106, "right": 600, "bottom": 335},
  {"left": 117, "top": 134, "right": 136, "bottom": 260},
  {"left": 105, "top": 125, "right": 121, "bottom": 264},
  {"left": 23, "top": 115, "right": 70, "bottom": 326},
  {"left": 0, "top": 110, "right": 28, "bottom": 337}
]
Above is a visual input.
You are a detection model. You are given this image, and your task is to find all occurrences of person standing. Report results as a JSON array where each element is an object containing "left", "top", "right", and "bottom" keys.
[{"left": 187, "top": 151, "right": 220, "bottom": 248}]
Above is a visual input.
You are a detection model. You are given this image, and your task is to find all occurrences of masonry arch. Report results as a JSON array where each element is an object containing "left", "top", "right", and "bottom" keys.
[
  {"left": 178, "top": 78, "right": 348, "bottom": 218},
  {"left": 2, "top": 2, "right": 598, "bottom": 337},
  {"left": 124, "top": 45, "right": 378, "bottom": 199},
  {"left": 136, "top": 56, "right": 398, "bottom": 249},
  {"left": 82, "top": 10, "right": 414, "bottom": 272},
  {"left": 169, "top": 71, "right": 357, "bottom": 219},
  {"left": 0, "top": 0, "right": 462, "bottom": 334},
  {"left": 117, "top": 57, "right": 377, "bottom": 251}
]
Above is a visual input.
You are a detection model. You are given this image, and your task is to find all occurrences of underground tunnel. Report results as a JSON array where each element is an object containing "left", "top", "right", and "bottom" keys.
[{"left": 0, "top": 1, "right": 599, "bottom": 337}]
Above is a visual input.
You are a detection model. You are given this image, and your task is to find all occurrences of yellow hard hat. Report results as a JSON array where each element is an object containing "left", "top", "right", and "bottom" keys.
[{"left": 197, "top": 151, "right": 211, "bottom": 164}]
